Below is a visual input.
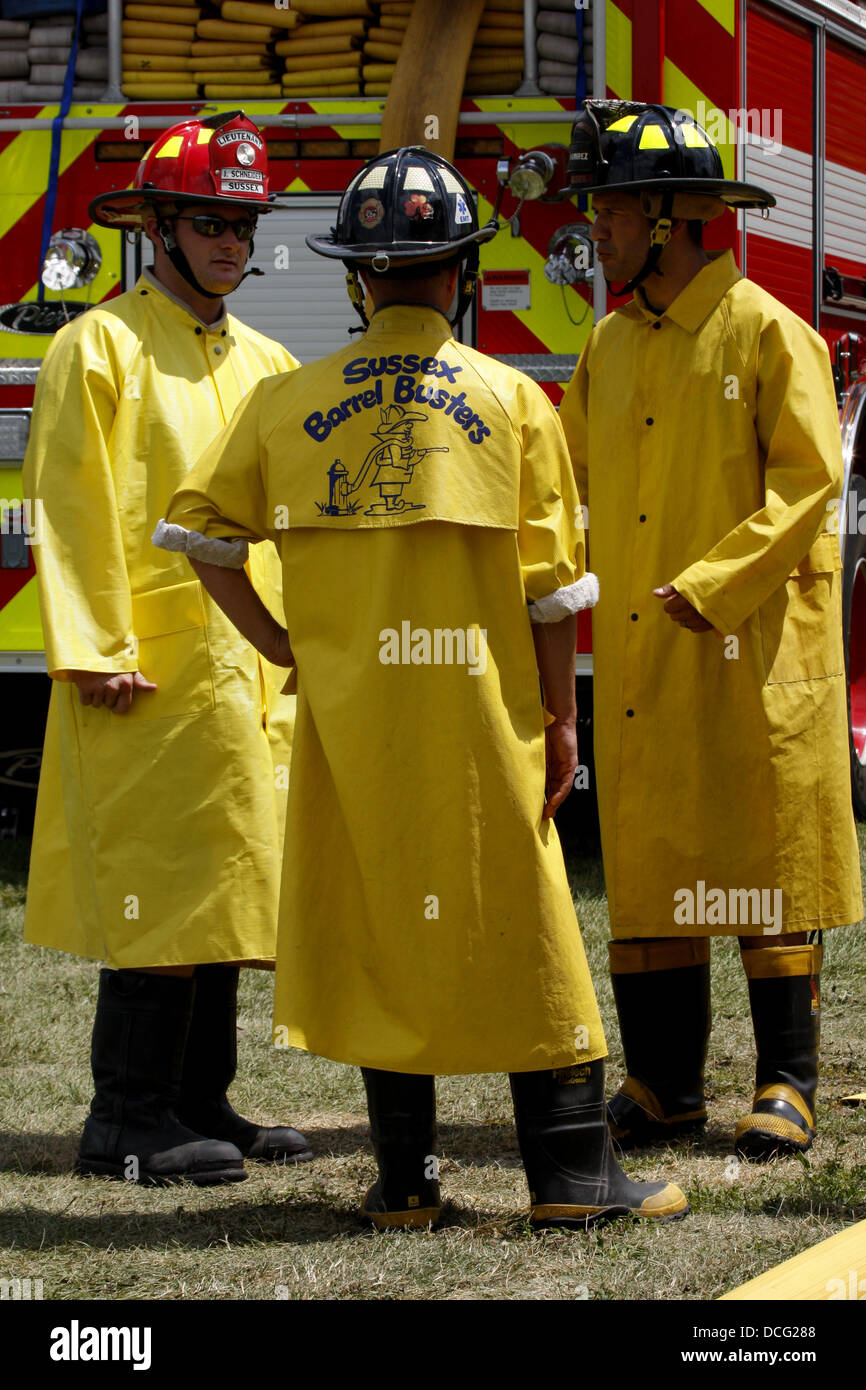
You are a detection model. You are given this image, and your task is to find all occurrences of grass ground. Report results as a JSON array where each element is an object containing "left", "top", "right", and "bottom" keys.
[{"left": 0, "top": 828, "right": 864, "bottom": 1302}]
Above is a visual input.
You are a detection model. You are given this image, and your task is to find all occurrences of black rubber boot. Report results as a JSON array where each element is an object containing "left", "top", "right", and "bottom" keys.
[
  {"left": 510, "top": 1060, "right": 689, "bottom": 1230},
  {"left": 607, "top": 939, "right": 711, "bottom": 1148},
  {"left": 735, "top": 943, "right": 822, "bottom": 1160},
  {"left": 177, "top": 964, "right": 312, "bottom": 1164},
  {"left": 360, "top": 1068, "right": 440, "bottom": 1229},
  {"left": 76, "top": 970, "right": 247, "bottom": 1186}
]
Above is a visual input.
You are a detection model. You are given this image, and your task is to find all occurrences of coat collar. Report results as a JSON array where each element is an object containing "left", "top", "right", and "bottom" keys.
[
  {"left": 138, "top": 268, "right": 229, "bottom": 333},
  {"left": 366, "top": 303, "right": 453, "bottom": 340},
  {"left": 623, "top": 250, "right": 742, "bottom": 334}
]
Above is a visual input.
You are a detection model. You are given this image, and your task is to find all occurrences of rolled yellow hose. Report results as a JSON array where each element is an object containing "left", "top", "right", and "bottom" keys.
[
  {"left": 282, "top": 64, "right": 360, "bottom": 85},
  {"left": 123, "top": 80, "right": 201, "bottom": 95},
  {"left": 291, "top": 0, "right": 372, "bottom": 14},
  {"left": 202, "top": 82, "right": 282, "bottom": 95},
  {"left": 274, "top": 34, "right": 359, "bottom": 55},
  {"left": 123, "top": 37, "right": 192, "bottom": 54},
  {"left": 125, "top": 4, "right": 201, "bottom": 22},
  {"left": 191, "top": 40, "right": 269, "bottom": 54},
  {"left": 123, "top": 53, "right": 192, "bottom": 69},
  {"left": 283, "top": 81, "right": 361, "bottom": 93},
  {"left": 197, "top": 18, "right": 276, "bottom": 40},
  {"left": 363, "top": 41, "right": 402, "bottom": 61},
  {"left": 192, "top": 67, "right": 276, "bottom": 82},
  {"left": 123, "top": 19, "right": 197, "bottom": 39},
  {"left": 283, "top": 51, "right": 361, "bottom": 71},
  {"left": 220, "top": 2, "right": 300, "bottom": 28},
  {"left": 190, "top": 52, "right": 272, "bottom": 67}
]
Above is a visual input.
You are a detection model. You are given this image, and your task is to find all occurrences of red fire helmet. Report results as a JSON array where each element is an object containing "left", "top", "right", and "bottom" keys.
[{"left": 89, "top": 110, "right": 288, "bottom": 229}]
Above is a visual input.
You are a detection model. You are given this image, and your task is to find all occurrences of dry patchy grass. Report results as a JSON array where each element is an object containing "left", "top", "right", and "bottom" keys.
[{"left": 0, "top": 830, "right": 864, "bottom": 1301}]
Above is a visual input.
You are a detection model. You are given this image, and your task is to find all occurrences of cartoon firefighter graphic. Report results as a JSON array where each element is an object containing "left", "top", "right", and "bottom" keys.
[{"left": 321, "top": 405, "right": 447, "bottom": 516}]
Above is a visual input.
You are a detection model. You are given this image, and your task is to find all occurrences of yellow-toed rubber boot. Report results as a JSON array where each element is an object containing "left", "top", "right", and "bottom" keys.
[
  {"left": 510, "top": 1060, "right": 689, "bottom": 1231},
  {"left": 735, "top": 942, "right": 822, "bottom": 1160},
  {"left": 360, "top": 1068, "right": 440, "bottom": 1229},
  {"left": 607, "top": 939, "right": 711, "bottom": 1148}
]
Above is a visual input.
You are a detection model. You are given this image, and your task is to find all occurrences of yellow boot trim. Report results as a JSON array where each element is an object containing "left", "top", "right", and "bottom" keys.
[
  {"left": 608, "top": 938, "right": 710, "bottom": 974},
  {"left": 737, "top": 1082, "right": 815, "bottom": 1131},
  {"left": 531, "top": 1183, "right": 689, "bottom": 1224},
  {"left": 363, "top": 1205, "right": 441, "bottom": 1230},
  {"left": 741, "top": 944, "right": 823, "bottom": 979},
  {"left": 734, "top": 1112, "right": 811, "bottom": 1148},
  {"left": 614, "top": 1075, "right": 707, "bottom": 1128}
]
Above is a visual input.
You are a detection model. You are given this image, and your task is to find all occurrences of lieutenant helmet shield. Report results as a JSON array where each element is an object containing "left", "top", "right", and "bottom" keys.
[{"left": 89, "top": 110, "right": 287, "bottom": 229}]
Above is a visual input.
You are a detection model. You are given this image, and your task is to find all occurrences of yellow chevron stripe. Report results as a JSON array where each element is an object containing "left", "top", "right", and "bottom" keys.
[
  {"left": 474, "top": 97, "right": 569, "bottom": 154},
  {"left": 0, "top": 105, "right": 124, "bottom": 242},
  {"left": 663, "top": 57, "right": 735, "bottom": 179},
  {"left": 697, "top": 0, "right": 735, "bottom": 38},
  {"left": 0, "top": 573, "right": 43, "bottom": 650},
  {"left": 476, "top": 189, "right": 593, "bottom": 359},
  {"left": 607, "top": 1, "right": 632, "bottom": 101}
]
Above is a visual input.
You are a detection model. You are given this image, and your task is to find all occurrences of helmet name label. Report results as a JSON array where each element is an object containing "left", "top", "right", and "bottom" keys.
[{"left": 215, "top": 128, "right": 264, "bottom": 150}]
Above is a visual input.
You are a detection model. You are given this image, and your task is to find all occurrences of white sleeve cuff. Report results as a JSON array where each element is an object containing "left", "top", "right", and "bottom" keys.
[
  {"left": 152, "top": 519, "right": 249, "bottom": 570},
  {"left": 528, "top": 572, "right": 599, "bottom": 623}
]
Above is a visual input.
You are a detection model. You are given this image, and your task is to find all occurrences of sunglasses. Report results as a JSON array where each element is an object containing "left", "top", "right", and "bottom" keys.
[{"left": 174, "top": 213, "right": 257, "bottom": 241}]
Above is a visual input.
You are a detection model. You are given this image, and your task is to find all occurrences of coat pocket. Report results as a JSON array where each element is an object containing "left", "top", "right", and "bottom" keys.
[
  {"left": 759, "top": 532, "right": 845, "bottom": 685},
  {"left": 125, "top": 579, "right": 215, "bottom": 721}
]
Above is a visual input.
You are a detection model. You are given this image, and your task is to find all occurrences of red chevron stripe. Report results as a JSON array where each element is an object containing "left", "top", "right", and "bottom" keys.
[{"left": 666, "top": 0, "right": 738, "bottom": 112}]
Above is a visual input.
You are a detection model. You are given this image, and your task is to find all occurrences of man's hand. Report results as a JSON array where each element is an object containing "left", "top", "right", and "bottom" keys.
[
  {"left": 543, "top": 717, "right": 578, "bottom": 820},
  {"left": 653, "top": 583, "right": 713, "bottom": 632},
  {"left": 68, "top": 670, "right": 157, "bottom": 714},
  {"left": 267, "top": 627, "right": 295, "bottom": 669}
]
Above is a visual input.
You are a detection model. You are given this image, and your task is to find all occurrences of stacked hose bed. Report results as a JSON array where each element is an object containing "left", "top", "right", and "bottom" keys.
[
  {"left": 536, "top": 0, "right": 592, "bottom": 98},
  {"left": 0, "top": 9, "right": 109, "bottom": 102},
  {"left": 363, "top": 0, "right": 524, "bottom": 98}
]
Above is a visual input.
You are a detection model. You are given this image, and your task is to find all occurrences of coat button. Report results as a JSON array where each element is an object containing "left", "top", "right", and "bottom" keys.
[
  {"left": 221, "top": 329, "right": 227, "bottom": 337},
  {"left": 626, "top": 709, "right": 635, "bottom": 717},
  {"left": 195, "top": 326, "right": 202, "bottom": 334},
  {"left": 652, "top": 321, "right": 661, "bottom": 330},
  {"left": 646, "top": 417, "right": 654, "bottom": 425},
  {"left": 140, "top": 289, "right": 147, "bottom": 295},
  {"left": 214, "top": 345, "right": 222, "bottom": 355},
  {"left": 631, "top": 613, "right": 638, "bottom": 621},
  {"left": 639, "top": 514, "right": 647, "bottom": 523}
]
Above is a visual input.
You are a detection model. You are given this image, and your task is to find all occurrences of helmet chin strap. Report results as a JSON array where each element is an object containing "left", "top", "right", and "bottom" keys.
[
  {"left": 606, "top": 189, "right": 676, "bottom": 298},
  {"left": 157, "top": 217, "right": 265, "bottom": 300},
  {"left": 344, "top": 245, "right": 480, "bottom": 333}
]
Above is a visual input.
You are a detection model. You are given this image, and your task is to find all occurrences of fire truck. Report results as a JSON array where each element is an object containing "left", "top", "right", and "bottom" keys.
[{"left": 2, "top": 0, "right": 866, "bottom": 836}]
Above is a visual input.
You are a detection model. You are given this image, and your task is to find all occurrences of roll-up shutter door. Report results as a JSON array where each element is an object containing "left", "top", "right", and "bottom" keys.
[
  {"left": 825, "top": 39, "right": 866, "bottom": 284},
  {"left": 229, "top": 196, "right": 356, "bottom": 362},
  {"left": 744, "top": 0, "right": 814, "bottom": 326}
]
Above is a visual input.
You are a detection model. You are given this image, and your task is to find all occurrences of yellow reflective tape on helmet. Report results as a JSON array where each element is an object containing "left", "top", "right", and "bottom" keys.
[
  {"left": 608, "top": 114, "right": 638, "bottom": 132},
  {"left": 156, "top": 135, "right": 184, "bottom": 157},
  {"left": 681, "top": 124, "right": 709, "bottom": 147},
  {"left": 197, "top": 128, "right": 214, "bottom": 144},
  {"left": 639, "top": 125, "right": 670, "bottom": 149}
]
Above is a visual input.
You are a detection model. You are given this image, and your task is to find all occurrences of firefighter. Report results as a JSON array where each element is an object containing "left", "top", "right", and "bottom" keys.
[
  {"left": 23, "top": 111, "right": 312, "bottom": 1184},
  {"left": 558, "top": 101, "right": 862, "bottom": 1159},
  {"left": 154, "top": 145, "right": 689, "bottom": 1229}
]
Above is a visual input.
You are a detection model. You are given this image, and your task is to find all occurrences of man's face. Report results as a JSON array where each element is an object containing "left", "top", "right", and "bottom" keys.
[
  {"left": 152, "top": 201, "right": 256, "bottom": 296},
  {"left": 589, "top": 192, "right": 651, "bottom": 284}
]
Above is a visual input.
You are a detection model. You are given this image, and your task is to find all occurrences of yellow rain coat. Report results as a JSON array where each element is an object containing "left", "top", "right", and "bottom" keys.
[
  {"left": 159, "top": 303, "right": 605, "bottom": 1074},
  {"left": 559, "top": 251, "right": 862, "bottom": 939},
  {"left": 23, "top": 271, "right": 298, "bottom": 968}
]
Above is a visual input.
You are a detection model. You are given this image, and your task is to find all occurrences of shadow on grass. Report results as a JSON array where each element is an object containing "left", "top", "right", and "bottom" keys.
[
  {"left": 0, "top": 1122, "right": 523, "bottom": 1175},
  {"left": 0, "top": 1198, "right": 510, "bottom": 1251}
]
